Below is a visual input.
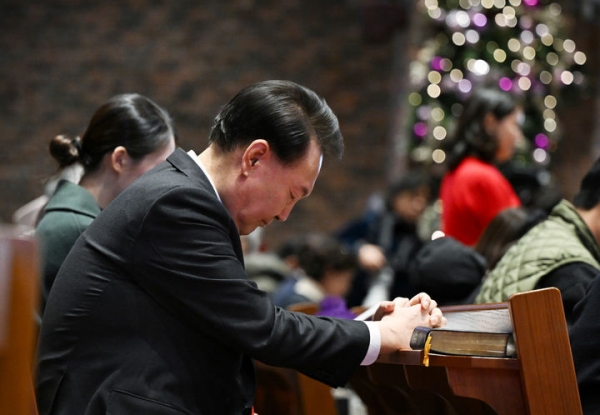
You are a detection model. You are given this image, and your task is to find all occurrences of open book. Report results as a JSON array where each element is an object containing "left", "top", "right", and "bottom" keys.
[{"left": 409, "top": 307, "right": 516, "bottom": 359}]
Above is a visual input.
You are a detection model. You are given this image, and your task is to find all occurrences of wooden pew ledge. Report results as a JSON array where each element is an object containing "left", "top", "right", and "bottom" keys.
[{"left": 377, "top": 349, "right": 520, "bottom": 370}]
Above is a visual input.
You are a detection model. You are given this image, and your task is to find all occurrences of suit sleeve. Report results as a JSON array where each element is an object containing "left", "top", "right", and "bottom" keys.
[{"left": 130, "top": 185, "right": 370, "bottom": 386}]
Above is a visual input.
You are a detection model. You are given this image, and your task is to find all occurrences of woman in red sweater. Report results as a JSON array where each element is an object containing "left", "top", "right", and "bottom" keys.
[{"left": 440, "top": 87, "right": 523, "bottom": 246}]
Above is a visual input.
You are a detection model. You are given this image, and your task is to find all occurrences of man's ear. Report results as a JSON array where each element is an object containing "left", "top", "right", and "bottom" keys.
[
  {"left": 241, "top": 140, "right": 270, "bottom": 175},
  {"left": 110, "top": 146, "right": 129, "bottom": 173}
]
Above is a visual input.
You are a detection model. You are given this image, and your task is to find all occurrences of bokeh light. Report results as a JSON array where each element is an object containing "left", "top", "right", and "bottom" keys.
[
  {"left": 535, "top": 133, "right": 549, "bottom": 149},
  {"left": 414, "top": 122, "right": 428, "bottom": 138},
  {"left": 432, "top": 149, "right": 446, "bottom": 163},
  {"left": 406, "top": 0, "right": 587, "bottom": 169},
  {"left": 499, "top": 77, "right": 513, "bottom": 91}
]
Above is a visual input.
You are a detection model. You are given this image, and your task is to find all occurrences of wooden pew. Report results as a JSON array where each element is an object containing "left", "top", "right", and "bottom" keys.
[
  {"left": 253, "top": 360, "right": 303, "bottom": 415},
  {"left": 364, "top": 288, "right": 582, "bottom": 415},
  {"left": 253, "top": 302, "right": 340, "bottom": 415},
  {"left": 0, "top": 225, "right": 40, "bottom": 415}
]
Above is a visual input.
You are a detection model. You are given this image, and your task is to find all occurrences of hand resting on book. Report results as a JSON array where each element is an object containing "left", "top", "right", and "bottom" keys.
[{"left": 373, "top": 292, "right": 447, "bottom": 353}]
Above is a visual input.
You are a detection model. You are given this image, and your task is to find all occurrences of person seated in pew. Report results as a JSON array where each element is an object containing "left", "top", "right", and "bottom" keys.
[
  {"left": 271, "top": 232, "right": 370, "bottom": 415},
  {"left": 411, "top": 206, "right": 547, "bottom": 306},
  {"left": 569, "top": 270, "right": 600, "bottom": 414},
  {"left": 35, "top": 94, "right": 177, "bottom": 315},
  {"left": 439, "top": 87, "right": 523, "bottom": 247},
  {"left": 475, "top": 156, "right": 600, "bottom": 326},
  {"left": 272, "top": 232, "right": 359, "bottom": 319},
  {"left": 335, "top": 171, "right": 430, "bottom": 308}
]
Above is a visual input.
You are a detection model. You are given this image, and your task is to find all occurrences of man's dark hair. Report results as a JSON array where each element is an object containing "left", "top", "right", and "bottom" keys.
[
  {"left": 574, "top": 157, "right": 600, "bottom": 209},
  {"left": 209, "top": 80, "right": 343, "bottom": 164}
]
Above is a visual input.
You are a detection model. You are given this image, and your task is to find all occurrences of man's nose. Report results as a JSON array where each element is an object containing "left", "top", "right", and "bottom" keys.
[{"left": 275, "top": 202, "right": 295, "bottom": 222}]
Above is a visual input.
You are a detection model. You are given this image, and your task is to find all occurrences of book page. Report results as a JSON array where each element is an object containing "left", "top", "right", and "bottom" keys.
[
  {"left": 441, "top": 308, "right": 512, "bottom": 333},
  {"left": 354, "top": 303, "right": 379, "bottom": 321},
  {"left": 355, "top": 302, "right": 513, "bottom": 333}
]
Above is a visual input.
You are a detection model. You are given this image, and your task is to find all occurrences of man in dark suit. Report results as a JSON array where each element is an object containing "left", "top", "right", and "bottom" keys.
[{"left": 36, "top": 80, "right": 444, "bottom": 415}]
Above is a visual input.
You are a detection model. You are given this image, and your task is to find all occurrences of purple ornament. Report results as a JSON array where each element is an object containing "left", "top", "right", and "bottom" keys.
[
  {"left": 535, "top": 133, "right": 549, "bottom": 149},
  {"left": 499, "top": 77, "right": 513, "bottom": 91},
  {"left": 431, "top": 56, "right": 443, "bottom": 71},
  {"left": 414, "top": 122, "right": 428, "bottom": 138}
]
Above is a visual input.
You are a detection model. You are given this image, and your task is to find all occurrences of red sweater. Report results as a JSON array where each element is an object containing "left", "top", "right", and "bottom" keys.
[{"left": 440, "top": 157, "right": 521, "bottom": 246}]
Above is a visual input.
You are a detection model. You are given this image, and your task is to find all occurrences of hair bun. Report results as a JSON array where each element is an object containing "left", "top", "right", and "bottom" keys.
[{"left": 49, "top": 134, "right": 80, "bottom": 167}]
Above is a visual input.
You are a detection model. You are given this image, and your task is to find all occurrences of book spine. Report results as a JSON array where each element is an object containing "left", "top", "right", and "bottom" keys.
[{"left": 409, "top": 326, "right": 432, "bottom": 350}]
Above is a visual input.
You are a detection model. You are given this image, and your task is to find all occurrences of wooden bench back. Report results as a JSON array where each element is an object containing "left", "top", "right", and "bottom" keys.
[
  {"left": 0, "top": 225, "right": 40, "bottom": 415},
  {"left": 364, "top": 288, "right": 582, "bottom": 415}
]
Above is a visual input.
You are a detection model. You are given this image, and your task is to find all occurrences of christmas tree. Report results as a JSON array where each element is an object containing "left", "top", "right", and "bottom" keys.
[{"left": 407, "top": 0, "right": 588, "bottom": 170}]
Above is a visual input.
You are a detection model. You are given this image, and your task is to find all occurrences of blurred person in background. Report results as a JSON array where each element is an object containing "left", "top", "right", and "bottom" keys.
[
  {"left": 272, "top": 232, "right": 359, "bottom": 319},
  {"left": 241, "top": 227, "right": 292, "bottom": 296},
  {"left": 439, "top": 87, "right": 523, "bottom": 246},
  {"left": 35, "top": 93, "right": 177, "bottom": 314},
  {"left": 12, "top": 164, "right": 83, "bottom": 229},
  {"left": 337, "top": 171, "right": 430, "bottom": 307},
  {"left": 411, "top": 206, "right": 546, "bottom": 306},
  {"left": 476, "top": 156, "right": 600, "bottom": 326}
]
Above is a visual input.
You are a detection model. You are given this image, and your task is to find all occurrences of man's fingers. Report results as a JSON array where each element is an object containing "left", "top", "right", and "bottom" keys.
[
  {"left": 408, "top": 292, "right": 431, "bottom": 309},
  {"left": 429, "top": 308, "right": 446, "bottom": 327}
]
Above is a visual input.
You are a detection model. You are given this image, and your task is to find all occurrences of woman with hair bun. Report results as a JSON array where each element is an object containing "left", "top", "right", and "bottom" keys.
[
  {"left": 440, "top": 87, "right": 523, "bottom": 246},
  {"left": 36, "top": 94, "right": 177, "bottom": 313}
]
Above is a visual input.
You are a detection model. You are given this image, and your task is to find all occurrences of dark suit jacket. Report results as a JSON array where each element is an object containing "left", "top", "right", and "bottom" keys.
[
  {"left": 570, "top": 271, "right": 600, "bottom": 415},
  {"left": 36, "top": 148, "right": 370, "bottom": 415}
]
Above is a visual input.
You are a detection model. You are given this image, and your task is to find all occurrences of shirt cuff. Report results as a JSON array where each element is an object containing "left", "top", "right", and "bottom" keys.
[{"left": 360, "top": 321, "right": 381, "bottom": 366}]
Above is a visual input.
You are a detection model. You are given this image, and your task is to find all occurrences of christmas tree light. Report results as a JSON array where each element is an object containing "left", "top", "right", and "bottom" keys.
[{"left": 407, "top": 0, "right": 588, "bottom": 168}]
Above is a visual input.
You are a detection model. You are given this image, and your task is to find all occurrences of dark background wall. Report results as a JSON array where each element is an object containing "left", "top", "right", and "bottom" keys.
[{"left": 1, "top": 0, "right": 598, "bottom": 249}]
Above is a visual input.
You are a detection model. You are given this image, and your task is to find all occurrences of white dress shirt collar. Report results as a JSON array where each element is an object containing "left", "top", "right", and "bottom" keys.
[{"left": 187, "top": 150, "right": 221, "bottom": 203}]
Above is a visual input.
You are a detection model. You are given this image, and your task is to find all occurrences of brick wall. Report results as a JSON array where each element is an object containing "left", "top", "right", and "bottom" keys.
[{"left": 0, "top": 0, "right": 401, "bottom": 249}]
